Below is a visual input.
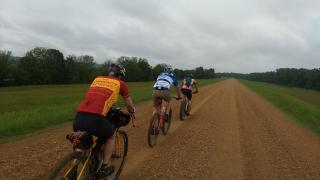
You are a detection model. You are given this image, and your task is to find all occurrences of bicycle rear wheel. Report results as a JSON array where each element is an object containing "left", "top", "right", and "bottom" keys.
[
  {"left": 108, "top": 130, "right": 128, "bottom": 180},
  {"left": 162, "top": 109, "right": 172, "bottom": 135},
  {"left": 180, "top": 99, "right": 187, "bottom": 121},
  {"left": 49, "top": 151, "right": 89, "bottom": 180},
  {"left": 148, "top": 113, "right": 160, "bottom": 147},
  {"left": 187, "top": 101, "right": 191, "bottom": 115}
]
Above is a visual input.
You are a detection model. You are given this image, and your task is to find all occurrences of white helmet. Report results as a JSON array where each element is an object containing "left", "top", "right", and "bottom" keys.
[{"left": 164, "top": 65, "right": 173, "bottom": 73}]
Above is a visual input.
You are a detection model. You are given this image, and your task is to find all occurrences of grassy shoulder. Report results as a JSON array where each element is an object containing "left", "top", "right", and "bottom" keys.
[
  {"left": 241, "top": 80, "right": 320, "bottom": 135},
  {"left": 0, "top": 78, "right": 223, "bottom": 141}
]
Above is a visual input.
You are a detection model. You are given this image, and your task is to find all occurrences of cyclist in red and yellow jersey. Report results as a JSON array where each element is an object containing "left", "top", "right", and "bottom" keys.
[{"left": 73, "top": 64, "right": 135, "bottom": 177}]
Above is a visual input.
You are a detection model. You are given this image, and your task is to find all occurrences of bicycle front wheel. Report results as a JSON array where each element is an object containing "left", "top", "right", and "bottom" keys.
[
  {"left": 49, "top": 151, "right": 89, "bottom": 180},
  {"left": 162, "top": 109, "right": 172, "bottom": 135},
  {"left": 148, "top": 113, "right": 160, "bottom": 147},
  {"left": 108, "top": 130, "right": 128, "bottom": 180}
]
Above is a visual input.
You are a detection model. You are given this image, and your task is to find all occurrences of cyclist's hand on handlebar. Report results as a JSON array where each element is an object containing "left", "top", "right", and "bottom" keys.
[
  {"left": 129, "top": 112, "right": 135, "bottom": 119},
  {"left": 128, "top": 107, "right": 136, "bottom": 114},
  {"left": 128, "top": 107, "right": 136, "bottom": 127},
  {"left": 128, "top": 107, "right": 136, "bottom": 119},
  {"left": 129, "top": 112, "right": 136, "bottom": 127}
]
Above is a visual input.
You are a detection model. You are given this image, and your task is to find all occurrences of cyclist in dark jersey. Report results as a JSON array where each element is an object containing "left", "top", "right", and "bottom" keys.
[{"left": 181, "top": 74, "right": 198, "bottom": 115}]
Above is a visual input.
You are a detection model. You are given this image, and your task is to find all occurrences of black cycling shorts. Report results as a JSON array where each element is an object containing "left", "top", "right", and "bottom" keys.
[
  {"left": 73, "top": 112, "right": 115, "bottom": 143},
  {"left": 181, "top": 88, "right": 192, "bottom": 100}
]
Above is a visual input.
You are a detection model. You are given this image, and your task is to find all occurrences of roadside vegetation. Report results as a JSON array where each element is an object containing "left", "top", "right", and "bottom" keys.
[
  {"left": 0, "top": 78, "right": 222, "bottom": 141},
  {"left": 218, "top": 68, "right": 320, "bottom": 91},
  {"left": 241, "top": 80, "right": 320, "bottom": 135},
  {"left": 0, "top": 48, "right": 215, "bottom": 87}
]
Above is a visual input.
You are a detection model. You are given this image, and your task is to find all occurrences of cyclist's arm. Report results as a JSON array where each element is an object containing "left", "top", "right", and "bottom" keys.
[
  {"left": 175, "top": 85, "right": 181, "bottom": 97},
  {"left": 120, "top": 81, "right": 135, "bottom": 113},
  {"left": 172, "top": 75, "right": 181, "bottom": 98},
  {"left": 193, "top": 80, "right": 199, "bottom": 92},
  {"left": 124, "top": 96, "right": 135, "bottom": 113}
]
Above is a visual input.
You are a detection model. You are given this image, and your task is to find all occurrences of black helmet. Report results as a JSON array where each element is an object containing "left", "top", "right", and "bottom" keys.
[
  {"left": 110, "top": 63, "right": 126, "bottom": 77},
  {"left": 186, "top": 74, "right": 193, "bottom": 78}
]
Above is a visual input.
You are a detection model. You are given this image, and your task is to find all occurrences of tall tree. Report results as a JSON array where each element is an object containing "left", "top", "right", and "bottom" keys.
[
  {"left": 76, "top": 55, "right": 96, "bottom": 83},
  {"left": 173, "top": 68, "right": 184, "bottom": 80},
  {"left": 194, "top": 66, "right": 205, "bottom": 79},
  {"left": 65, "top": 55, "right": 77, "bottom": 83},
  {"left": 17, "top": 56, "right": 40, "bottom": 84},
  {"left": 152, "top": 64, "right": 167, "bottom": 80},
  {"left": 100, "top": 59, "right": 114, "bottom": 76},
  {"left": 0, "top": 50, "right": 12, "bottom": 86},
  {"left": 137, "top": 58, "right": 152, "bottom": 81},
  {"left": 45, "top": 49, "right": 66, "bottom": 83},
  {"left": 117, "top": 56, "right": 141, "bottom": 82}
]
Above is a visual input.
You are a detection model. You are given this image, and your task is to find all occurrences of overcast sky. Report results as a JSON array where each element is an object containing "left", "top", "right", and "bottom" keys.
[{"left": 0, "top": 0, "right": 319, "bottom": 73}]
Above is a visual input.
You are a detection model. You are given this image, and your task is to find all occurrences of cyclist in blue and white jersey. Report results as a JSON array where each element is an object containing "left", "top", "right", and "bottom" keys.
[{"left": 152, "top": 65, "right": 181, "bottom": 121}]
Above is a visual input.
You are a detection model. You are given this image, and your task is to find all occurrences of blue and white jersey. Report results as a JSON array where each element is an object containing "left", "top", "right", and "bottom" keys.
[{"left": 153, "top": 72, "right": 179, "bottom": 89}]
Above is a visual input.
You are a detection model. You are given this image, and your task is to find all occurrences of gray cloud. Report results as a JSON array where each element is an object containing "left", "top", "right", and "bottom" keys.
[{"left": 0, "top": 0, "right": 319, "bottom": 73}]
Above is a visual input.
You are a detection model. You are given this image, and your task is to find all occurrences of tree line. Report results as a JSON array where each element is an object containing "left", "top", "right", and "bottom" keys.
[
  {"left": 244, "top": 68, "right": 320, "bottom": 90},
  {"left": 0, "top": 47, "right": 215, "bottom": 87},
  {"left": 216, "top": 68, "right": 320, "bottom": 91}
]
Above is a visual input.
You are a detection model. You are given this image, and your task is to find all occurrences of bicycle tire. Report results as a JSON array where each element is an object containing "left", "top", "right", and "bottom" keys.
[
  {"left": 180, "top": 99, "right": 187, "bottom": 121},
  {"left": 187, "top": 101, "right": 191, "bottom": 115},
  {"left": 110, "top": 130, "right": 128, "bottom": 180},
  {"left": 148, "top": 113, "right": 159, "bottom": 147},
  {"left": 49, "top": 151, "right": 88, "bottom": 180},
  {"left": 162, "top": 109, "right": 172, "bottom": 135}
]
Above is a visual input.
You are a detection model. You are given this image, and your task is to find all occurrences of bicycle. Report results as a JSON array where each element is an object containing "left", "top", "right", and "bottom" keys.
[
  {"left": 179, "top": 90, "right": 198, "bottom": 121},
  {"left": 148, "top": 97, "right": 180, "bottom": 147},
  {"left": 49, "top": 107, "right": 134, "bottom": 180}
]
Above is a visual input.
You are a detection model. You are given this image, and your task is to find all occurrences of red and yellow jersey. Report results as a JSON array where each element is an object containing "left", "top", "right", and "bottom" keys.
[{"left": 77, "top": 76, "right": 129, "bottom": 116}]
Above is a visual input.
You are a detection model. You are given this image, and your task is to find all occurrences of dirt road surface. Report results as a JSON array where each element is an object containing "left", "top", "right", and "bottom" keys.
[{"left": 1, "top": 79, "right": 320, "bottom": 180}]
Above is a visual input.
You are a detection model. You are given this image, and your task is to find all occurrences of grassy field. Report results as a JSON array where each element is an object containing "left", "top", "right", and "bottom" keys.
[
  {"left": 241, "top": 80, "right": 320, "bottom": 135},
  {"left": 0, "top": 78, "right": 223, "bottom": 141}
]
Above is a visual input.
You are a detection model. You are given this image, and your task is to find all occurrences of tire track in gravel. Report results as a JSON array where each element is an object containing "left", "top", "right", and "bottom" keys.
[{"left": 234, "top": 81, "right": 320, "bottom": 179}]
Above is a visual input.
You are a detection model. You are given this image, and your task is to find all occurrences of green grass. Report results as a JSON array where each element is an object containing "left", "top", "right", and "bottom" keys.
[
  {"left": 0, "top": 78, "right": 222, "bottom": 141},
  {"left": 241, "top": 80, "right": 320, "bottom": 135}
]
